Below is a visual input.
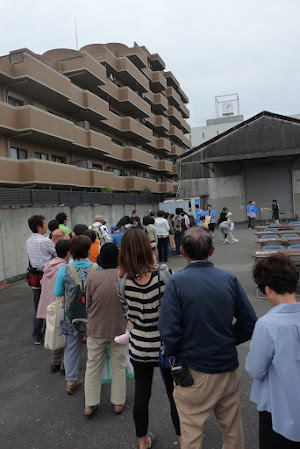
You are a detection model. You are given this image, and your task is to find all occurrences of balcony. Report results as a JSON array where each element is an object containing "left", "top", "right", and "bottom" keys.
[
  {"left": 115, "top": 58, "right": 149, "bottom": 93},
  {"left": 56, "top": 52, "right": 107, "bottom": 92},
  {"left": 99, "top": 83, "right": 151, "bottom": 117},
  {"left": 166, "top": 106, "right": 191, "bottom": 133},
  {"left": 120, "top": 117, "right": 153, "bottom": 143},
  {"left": 151, "top": 137, "right": 172, "bottom": 153},
  {"left": 172, "top": 164, "right": 178, "bottom": 175},
  {"left": 164, "top": 71, "right": 189, "bottom": 104},
  {"left": 145, "top": 92, "right": 168, "bottom": 112},
  {"left": 106, "top": 145, "right": 154, "bottom": 168},
  {"left": 170, "top": 144, "right": 185, "bottom": 158},
  {"left": 0, "top": 50, "right": 73, "bottom": 107},
  {"left": 169, "top": 126, "right": 192, "bottom": 149},
  {"left": 142, "top": 68, "right": 167, "bottom": 93},
  {"left": 0, "top": 157, "right": 174, "bottom": 192},
  {"left": 105, "top": 43, "right": 148, "bottom": 69},
  {"left": 0, "top": 102, "right": 112, "bottom": 157},
  {"left": 152, "top": 160, "right": 173, "bottom": 173},
  {"left": 178, "top": 86, "right": 189, "bottom": 104},
  {"left": 149, "top": 53, "right": 165, "bottom": 71},
  {"left": 0, "top": 50, "right": 110, "bottom": 122},
  {"left": 145, "top": 115, "right": 170, "bottom": 134},
  {"left": 164, "top": 71, "right": 180, "bottom": 90},
  {"left": 165, "top": 87, "right": 190, "bottom": 118},
  {"left": 81, "top": 45, "right": 149, "bottom": 93}
]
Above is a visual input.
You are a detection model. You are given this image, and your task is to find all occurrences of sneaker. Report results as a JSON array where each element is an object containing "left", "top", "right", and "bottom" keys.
[
  {"left": 66, "top": 380, "right": 84, "bottom": 395},
  {"left": 34, "top": 340, "right": 42, "bottom": 345},
  {"left": 233, "top": 238, "right": 239, "bottom": 243},
  {"left": 114, "top": 330, "right": 130, "bottom": 344},
  {"left": 51, "top": 364, "right": 61, "bottom": 374}
]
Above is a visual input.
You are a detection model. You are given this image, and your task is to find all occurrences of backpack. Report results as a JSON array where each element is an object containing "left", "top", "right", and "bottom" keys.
[
  {"left": 117, "top": 265, "right": 172, "bottom": 301},
  {"left": 91, "top": 225, "right": 103, "bottom": 243},
  {"left": 173, "top": 214, "right": 187, "bottom": 234},
  {"left": 65, "top": 263, "right": 98, "bottom": 335}
]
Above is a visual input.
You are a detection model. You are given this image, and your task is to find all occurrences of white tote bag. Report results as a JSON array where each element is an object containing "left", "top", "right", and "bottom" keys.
[{"left": 44, "top": 299, "right": 66, "bottom": 351}]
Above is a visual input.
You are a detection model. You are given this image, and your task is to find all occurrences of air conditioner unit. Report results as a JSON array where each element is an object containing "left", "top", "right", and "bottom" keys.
[{"left": 109, "top": 74, "right": 115, "bottom": 81}]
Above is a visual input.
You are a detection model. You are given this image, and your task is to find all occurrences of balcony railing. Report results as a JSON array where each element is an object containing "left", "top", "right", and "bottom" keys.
[{"left": 0, "top": 157, "right": 175, "bottom": 193}]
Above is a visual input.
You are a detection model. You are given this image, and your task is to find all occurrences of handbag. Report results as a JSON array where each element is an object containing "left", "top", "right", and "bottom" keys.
[
  {"left": 44, "top": 299, "right": 66, "bottom": 351},
  {"left": 27, "top": 262, "right": 43, "bottom": 288}
]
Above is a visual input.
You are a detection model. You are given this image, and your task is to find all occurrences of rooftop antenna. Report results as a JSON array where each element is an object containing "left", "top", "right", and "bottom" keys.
[{"left": 74, "top": 18, "right": 79, "bottom": 50}]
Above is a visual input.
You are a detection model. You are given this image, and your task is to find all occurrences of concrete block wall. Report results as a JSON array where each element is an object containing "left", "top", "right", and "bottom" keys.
[
  {"left": 207, "top": 175, "right": 246, "bottom": 222},
  {"left": 0, "top": 202, "right": 158, "bottom": 282}
]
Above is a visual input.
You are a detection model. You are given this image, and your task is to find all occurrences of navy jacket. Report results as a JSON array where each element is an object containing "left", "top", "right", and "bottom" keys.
[{"left": 158, "top": 260, "right": 257, "bottom": 374}]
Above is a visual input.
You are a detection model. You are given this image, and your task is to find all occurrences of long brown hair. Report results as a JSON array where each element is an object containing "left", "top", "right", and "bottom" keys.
[{"left": 119, "top": 227, "right": 155, "bottom": 279}]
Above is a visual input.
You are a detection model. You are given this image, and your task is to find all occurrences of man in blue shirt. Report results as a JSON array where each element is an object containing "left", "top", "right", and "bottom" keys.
[
  {"left": 195, "top": 204, "right": 204, "bottom": 224},
  {"left": 249, "top": 202, "right": 258, "bottom": 229},
  {"left": 159, "top": 227, "right": 257, "bottom": 449}
]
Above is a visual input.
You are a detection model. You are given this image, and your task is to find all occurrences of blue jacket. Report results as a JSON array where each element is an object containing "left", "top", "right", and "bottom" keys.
[{"left": 158, "top": 261, "right": 257, "bottom": 374}]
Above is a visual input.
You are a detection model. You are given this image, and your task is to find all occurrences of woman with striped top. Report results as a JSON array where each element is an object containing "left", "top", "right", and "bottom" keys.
[{"left": 118, "top": 228, "right": 181, "bottom": 449}]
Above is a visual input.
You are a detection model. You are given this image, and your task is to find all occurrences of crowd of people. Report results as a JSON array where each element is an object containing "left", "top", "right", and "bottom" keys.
[{"left": 24, "top": 206, "right": 300, "bottom": 449}]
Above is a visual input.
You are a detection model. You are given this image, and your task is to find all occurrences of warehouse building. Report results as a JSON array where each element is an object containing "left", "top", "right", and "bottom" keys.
[
  {"left": 178, "top": 111, "right": 300, "bottom": 221},
  {"left": 0, "top": 43, "right": 191, "bottom": 194}
]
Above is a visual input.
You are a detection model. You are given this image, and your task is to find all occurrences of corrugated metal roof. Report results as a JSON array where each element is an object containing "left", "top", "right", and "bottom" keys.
[{"left": 180, "top": 111, "right": 300, "bottom": 163}]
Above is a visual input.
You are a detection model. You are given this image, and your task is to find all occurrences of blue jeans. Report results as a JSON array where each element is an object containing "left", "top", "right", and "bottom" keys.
[{"left": 64, "top": 334, "right": 83, "bottom": 381}]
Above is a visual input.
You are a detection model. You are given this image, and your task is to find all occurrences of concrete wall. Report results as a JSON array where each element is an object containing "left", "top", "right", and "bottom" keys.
[
  {"left": 293, "top": 169, "right": 300, "bottom": 218},
  {"left": 178, "top": 175, "right": 246, "bottom": 222},
  {"left": 0, "top": 202, "right": 159, "bottom": 282},
  {"left": 207, "top": 175, "right": 246, "bottom": 222}
]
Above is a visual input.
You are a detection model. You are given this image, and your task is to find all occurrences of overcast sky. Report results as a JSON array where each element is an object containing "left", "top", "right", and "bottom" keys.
[{"left": 1, "top": 0, "right": 299, "bottom": 127}]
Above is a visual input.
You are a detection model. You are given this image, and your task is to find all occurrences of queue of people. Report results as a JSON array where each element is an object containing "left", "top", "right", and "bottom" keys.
[{"left": 24, "top": 205, "right": 299, "bottom": 449}]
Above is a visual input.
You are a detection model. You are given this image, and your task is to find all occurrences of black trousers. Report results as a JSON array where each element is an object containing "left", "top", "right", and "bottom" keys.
[
  {"left": 32, "top": 288, "right": 44, "bottom": 342},
  {"left": 174, "top": 233, "right": 182, "bottom": 256},
  {"left": 131, "top": 360, "right": 181, "bottom": 438},
  {"left": 208, "top": 223, "right": 215, "bottom": 233},
  {"left": 157, "top": 237, "right": 169, "bottom": 262},
  {"left": 259, "top": 411, "right": 300, "bottom": 448}
]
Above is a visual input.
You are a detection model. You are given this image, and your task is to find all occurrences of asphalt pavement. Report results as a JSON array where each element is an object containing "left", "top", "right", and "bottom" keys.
[{"left": 0, "top": 224, "right": 268, "bottom": 449}]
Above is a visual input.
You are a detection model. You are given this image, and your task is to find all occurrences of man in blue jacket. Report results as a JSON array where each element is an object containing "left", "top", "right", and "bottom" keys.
[{"left": 158, "top": 227, "right": 257, "bottom": 449}]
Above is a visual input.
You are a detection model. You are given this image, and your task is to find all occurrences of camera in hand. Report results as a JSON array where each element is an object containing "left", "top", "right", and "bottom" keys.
[{"left": 170, "top": 359, "right": 194, "bottom": 387}]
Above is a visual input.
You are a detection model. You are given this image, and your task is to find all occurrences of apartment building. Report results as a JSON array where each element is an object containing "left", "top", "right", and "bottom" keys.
[{"left": 0, "top": 43, "right": 191, "bottom": 194}]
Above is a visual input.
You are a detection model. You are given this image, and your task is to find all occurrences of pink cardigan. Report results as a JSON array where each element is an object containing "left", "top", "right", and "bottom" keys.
[{"left": 36, "top": 258, "right": 66, "bottom": 318}]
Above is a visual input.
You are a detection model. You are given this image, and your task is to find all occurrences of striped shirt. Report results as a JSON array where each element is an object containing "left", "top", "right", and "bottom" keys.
[
  {"left": 120, "top": 271, "right": 165, "bottom": 363},
  {"left": 26, "top": 234, "right": 56, "bottom": 271}
]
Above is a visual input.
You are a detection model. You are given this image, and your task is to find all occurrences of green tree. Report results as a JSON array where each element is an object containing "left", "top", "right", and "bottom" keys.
[{"left": 140, "top": 186, "right": 152, "bottom": 195}]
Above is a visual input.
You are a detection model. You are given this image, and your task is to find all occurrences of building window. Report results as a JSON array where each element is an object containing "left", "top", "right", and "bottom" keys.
[
  {"left": 202, "top": 132, "right": 205, "bottom": 138},
  {"left": 52, "top": 155, "right": 64, "bottom": 163},
  {"left": 7, "top": 96, "right": 24, "bottom": 107},
  {"left": 113, "top": 168, "right": 123, "bottom": 176},
  {"left": 111, "top": 138, "right": 123, "bottom": 146},
  {"left": 35, "top": 152, "right": 48, "bottom": 160},
  {"left": 93, "top": 164, "right": 103, "bottom": 171},
  {"left": 10, "top": 147, "right": 27, "bottom": 159}
]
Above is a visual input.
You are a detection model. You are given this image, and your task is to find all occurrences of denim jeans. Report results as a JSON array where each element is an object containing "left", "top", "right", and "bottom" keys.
[{"left": 64, "top": 334, "right": 83, "bottom": 381}]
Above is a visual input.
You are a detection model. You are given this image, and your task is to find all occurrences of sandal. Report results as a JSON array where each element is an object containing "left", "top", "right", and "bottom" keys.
[{"left": 147, "top": 432, "right": 156, "bottom": 447}]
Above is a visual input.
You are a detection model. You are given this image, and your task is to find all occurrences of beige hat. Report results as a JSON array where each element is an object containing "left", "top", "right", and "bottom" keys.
[{"left": 95, "top": 215, "right": 103, "bottom": 222}]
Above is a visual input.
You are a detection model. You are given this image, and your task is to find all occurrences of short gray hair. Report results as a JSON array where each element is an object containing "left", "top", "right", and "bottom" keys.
[{"left": 181, "top": 227, "right": 212, "bottom": 260}]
